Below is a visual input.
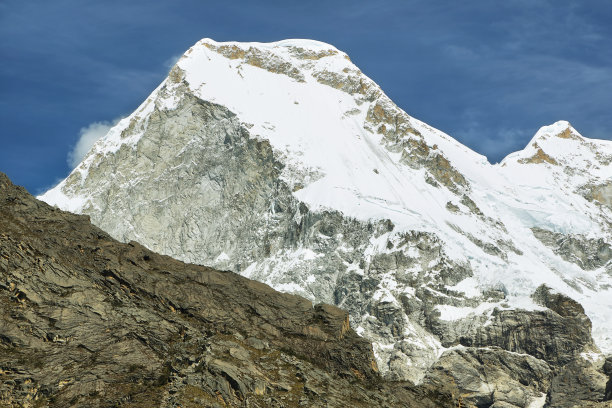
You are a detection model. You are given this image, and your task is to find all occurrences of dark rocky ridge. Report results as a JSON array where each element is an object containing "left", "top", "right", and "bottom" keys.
[{"left": 0, "top": 172, "right": 455, "bottom": 407}]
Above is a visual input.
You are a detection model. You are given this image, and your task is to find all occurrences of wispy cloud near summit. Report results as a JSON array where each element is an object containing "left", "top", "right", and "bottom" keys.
[{"left": 67, "top": 120, "right": 119, "bottom": 168}]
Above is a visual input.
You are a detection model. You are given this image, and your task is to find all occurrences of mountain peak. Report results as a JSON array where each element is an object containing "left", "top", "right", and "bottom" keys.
[
  {"left": 530, "top": 120, "right": 582, "bottom": 144},
  {"left": 500, "top": 121, "right": 592, "bottom": 167},
  {"left": 40, "top": 39, "right": 612, "bottom": 389}
]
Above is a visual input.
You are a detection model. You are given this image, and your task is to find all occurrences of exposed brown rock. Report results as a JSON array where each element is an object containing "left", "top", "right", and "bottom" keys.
[
  {"left": 556, "top": 126, "right": 581, "bottom": 141},
  {"left": 582, "top": 181, "right": 612, "bottom": 210},
  {"left": 0, "top": 172, "right": 455, "bottom": 407},
  {"left": 287, "top": 47, "right": 338, "bottom": 60},
  {"left": 203, "top": 43, "right": 305, "bottom": 82},
  {"left": 313, "top": 69, "right": 378, "bottom": 99},
  {"left": 518, "top": 144, "right": 558, "bottom": 165}
]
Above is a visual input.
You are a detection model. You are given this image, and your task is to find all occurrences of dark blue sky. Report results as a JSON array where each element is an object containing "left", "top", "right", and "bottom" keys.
[{"left": 2, "top": 0, "right": 611, "bottom": 194}]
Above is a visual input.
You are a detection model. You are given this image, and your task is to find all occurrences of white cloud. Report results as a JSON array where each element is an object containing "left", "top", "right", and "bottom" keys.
[
  {"left": 163, "top": 54, "right": 182, "bottom": 72},
  {"left": 67, "top": 119, "right": 119, "bottom": 168}
]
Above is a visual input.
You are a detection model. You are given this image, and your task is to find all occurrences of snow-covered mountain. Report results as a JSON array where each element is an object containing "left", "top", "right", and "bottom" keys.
[{"left": 41, "top": 39, "right": 612, "bottom": 405}]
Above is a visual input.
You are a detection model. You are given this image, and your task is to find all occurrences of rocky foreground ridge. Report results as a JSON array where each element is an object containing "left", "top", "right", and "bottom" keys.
[
  {"left": 0, "top": 176, "right": 610, "bottom": 408},
  {"left": 0, "top": 172, "right": 460, "bottom": 407}
]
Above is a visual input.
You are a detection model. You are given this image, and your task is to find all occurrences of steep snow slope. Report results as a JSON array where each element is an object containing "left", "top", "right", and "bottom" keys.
[{"left": 41, "top": 39, "right": 612, "bottom": 389}]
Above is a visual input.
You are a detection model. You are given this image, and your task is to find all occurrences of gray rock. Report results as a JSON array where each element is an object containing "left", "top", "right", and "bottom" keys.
[
  {"left": 430, "top": 291, "right": 593, "bottom": 367},
  {"left": 532, "top": 227, "right": 612, "bottom": 271},
  {"left": 423, "top": 347, "right": 552, "bottom": 408},
  {"left": 546, "top": 356, "right": 609, "bottom": 407}
]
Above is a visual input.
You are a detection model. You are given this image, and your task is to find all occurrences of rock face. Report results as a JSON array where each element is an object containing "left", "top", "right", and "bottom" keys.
[
  {"left": 39, "top": 39, "right": 612, "bottom": 406},
  {"left": 423, "top": 347, "right": 553, "bottom": 407},
  {"left": 0, "top": 172, "right": 457, "bottom": 407},
  {"left": 531, "top": 227, "right": 612, "bottom": 271}
]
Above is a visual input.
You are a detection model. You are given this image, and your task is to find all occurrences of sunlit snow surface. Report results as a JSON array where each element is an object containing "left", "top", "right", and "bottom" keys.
[{"left": 42, "top": 38, "right": 612, "bottom": 354}]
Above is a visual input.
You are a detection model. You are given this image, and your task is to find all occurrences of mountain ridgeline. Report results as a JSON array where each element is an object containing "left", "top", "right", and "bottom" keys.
[{"left": 37, "top": 39, "right": 612, "bottom": 407}]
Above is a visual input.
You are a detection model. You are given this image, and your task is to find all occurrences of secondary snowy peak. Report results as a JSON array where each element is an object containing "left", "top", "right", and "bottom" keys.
[
  {"left": 499, "top": 121, "right": 612, "bottom": 216},
  {"left": 40, "top": 38, "right": 612, "bottom": 390},
  {"left": 502, "top": 120, "right": 612, "bottom": 171}
]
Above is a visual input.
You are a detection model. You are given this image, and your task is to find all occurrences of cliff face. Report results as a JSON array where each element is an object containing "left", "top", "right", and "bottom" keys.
[{"left": 0, "top": 172, "right": 455, "bottom": 407}]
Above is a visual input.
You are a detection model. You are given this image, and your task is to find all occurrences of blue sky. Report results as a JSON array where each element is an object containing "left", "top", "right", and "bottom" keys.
[{"left": 1, "top": 0, "right": 611, "bottom": 194}]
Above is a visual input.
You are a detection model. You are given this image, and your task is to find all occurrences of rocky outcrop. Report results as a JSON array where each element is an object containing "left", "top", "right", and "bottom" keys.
[
  {"left": 0, "top": 172, "right": 456, "bottom": 407},
  {"left": 423, "top": 347, "right": 552, "bottom": 407},
  {"left": 605, "top": 356, "right": 612, "bottom": 401},
  {"left": 418, "top": 284, "right": 612, "bottom": 406},
  {"left": 546, "top": 357, "right": 609, "bottom": 408},
  {"left": 532, "top": 228, "right": 612, "bottom": 271},
  {"left": 582, "top": 181, "right": 612, "bottom": 210},
  {"left": 6, "top": 170, "right": 609, "bottom": 407},
  {"left": 517, "top": 143, "right": 559, "bottom": 165}
]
